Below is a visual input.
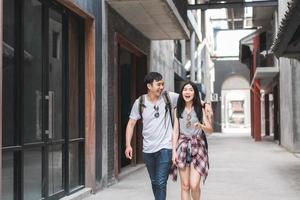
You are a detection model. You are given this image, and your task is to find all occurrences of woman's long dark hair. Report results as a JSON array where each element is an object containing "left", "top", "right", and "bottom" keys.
[{"left": 177, "top": 82, "right": 203, "bottom": 123}]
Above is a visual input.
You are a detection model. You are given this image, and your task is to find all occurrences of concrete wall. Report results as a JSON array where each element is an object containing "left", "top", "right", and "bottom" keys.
[
  {"left": 150, "top": 40, "right": 175, "bottom": 91},
  {"left": 279, "top": 57, "right": 300, "bottom": 152},
  {"left": 213, "top": 60, "right": 250, "bottom": 132},
  {"left": 292, "top": 59, "right": 300, "bottom": 151},
  {"left": 277, "top": 0, "right": 300, "bottom": 152}
]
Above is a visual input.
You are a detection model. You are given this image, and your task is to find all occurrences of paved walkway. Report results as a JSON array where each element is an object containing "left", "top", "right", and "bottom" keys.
[{"left": 85, "top": 132, "right": 300, "bottom": 200}]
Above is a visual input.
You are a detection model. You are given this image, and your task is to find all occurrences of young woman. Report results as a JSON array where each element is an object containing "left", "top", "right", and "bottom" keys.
[{"left": 171, "top": 82, "right": 213, "bottom": 200}]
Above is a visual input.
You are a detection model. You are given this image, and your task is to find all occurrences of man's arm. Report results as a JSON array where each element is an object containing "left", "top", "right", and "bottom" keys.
[{"left": 125, "top": 118, "right": 137, "bottom": 160}]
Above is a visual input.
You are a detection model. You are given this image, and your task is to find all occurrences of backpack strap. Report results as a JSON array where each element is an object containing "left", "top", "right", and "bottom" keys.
[
  {"left": 138, "top": 95, "right": 146, "bottom": 119},
  {"left": 162, "top": 91, "right": 174, "bottom": 127}
]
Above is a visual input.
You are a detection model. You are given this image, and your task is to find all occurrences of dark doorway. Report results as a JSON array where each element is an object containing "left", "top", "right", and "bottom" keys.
[
  {"left": 116, "top": 34, "right": 147, "bottom": 173},
  {"left": 273, "top": 84, "right": 281, "bottom": 143}
]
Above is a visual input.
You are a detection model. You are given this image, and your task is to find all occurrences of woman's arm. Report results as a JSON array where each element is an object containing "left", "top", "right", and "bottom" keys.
[
  {"left": 201, "top": 108, "right": 213, "bottom": 134},
  {"left": 172, "top": 109, "right": 179, "bottom": 164},
  {"left": 172, "top": 109, "right": 179, "bottom": 150}
]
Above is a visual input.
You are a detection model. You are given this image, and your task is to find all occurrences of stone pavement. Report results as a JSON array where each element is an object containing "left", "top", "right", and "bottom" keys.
[{"left": 85, "top": 132, "right": 300, "bottom": 200}]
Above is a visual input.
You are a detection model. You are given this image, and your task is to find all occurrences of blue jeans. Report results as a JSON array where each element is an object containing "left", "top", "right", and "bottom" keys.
[{"left": 144, "top": 148, "right": 172, "bottom": 200}]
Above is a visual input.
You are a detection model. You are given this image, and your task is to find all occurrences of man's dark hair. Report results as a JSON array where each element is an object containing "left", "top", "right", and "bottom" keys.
[{"left": 144, "top": 72, "right": 163, "bottom": 85}]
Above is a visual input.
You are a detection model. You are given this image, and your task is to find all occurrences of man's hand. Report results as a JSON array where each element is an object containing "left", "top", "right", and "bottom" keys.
[
  {"left": 125, "top": 145, "right": 133, "bottom": 160},
  {"left": 125, "top": 119, "right": 137, "bottom": 160}
]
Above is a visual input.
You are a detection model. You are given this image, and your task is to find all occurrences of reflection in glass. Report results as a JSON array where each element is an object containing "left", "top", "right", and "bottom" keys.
[
  {"left": 3, "top": 0, "right": 15, "bottom": 147},
  {"left": 23, "top": 0, "right": 43, "bottom": 143},
  {"left": 24, "top": 148, "right": 42, "bottom": 200},
  {"left": 69, "top": 142, "right": 81, "bottom": 189},
  {"left": 2, "top": 152, "right": 14, "bottom": 200},
  {"left": 49, "top": 145, "right": 63, "bottom": 195},
  {"left": 49, "top": 8, "right": 63, "bottom": 140},
  {"left": 68, "top": 15, "right": 80, "bottom": 139}
]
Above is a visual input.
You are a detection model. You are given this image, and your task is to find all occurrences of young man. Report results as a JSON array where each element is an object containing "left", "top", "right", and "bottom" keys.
[{"left": 125, "top": 72, "right": 178, "bottom": 200}]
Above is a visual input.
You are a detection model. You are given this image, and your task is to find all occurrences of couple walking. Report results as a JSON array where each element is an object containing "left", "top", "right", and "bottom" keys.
[{"left": 125, "top": 72, "right": 213, "bottom": 200}]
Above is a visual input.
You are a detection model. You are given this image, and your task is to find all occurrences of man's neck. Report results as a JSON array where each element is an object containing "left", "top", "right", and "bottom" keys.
[{"left": 147, "top": 92, "right": 159, "bottom": 103}]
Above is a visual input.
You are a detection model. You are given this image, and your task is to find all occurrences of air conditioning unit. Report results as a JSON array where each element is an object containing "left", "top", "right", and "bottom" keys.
[{"left": 211, "top": 93, "right": 219, "bottom": 102}]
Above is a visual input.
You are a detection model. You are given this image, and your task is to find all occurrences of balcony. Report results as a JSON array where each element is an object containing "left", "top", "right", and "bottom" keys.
[
  {"left": 107, "top": 0, "right": 190, "bottom": 40},
  {"left": 240, "top": 30, "right": 279, "bottom": 90}
]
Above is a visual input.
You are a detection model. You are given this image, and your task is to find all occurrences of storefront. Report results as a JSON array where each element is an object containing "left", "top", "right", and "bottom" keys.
[{"left": 1, "top": 0, "right": 96, "bottom": 199}]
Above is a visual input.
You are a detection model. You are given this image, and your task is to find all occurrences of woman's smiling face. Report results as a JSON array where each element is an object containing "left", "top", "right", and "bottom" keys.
[{"left": 182, "top": 84, "right": 195, "bottom": 103}]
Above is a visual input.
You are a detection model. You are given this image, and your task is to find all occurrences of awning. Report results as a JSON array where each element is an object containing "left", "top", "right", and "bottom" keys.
[
  {"left": 272, "top": 0, "right": 300, "bottom": 58},
  {"left": 107, "top": 0, "right": 190, "bottom": 40}
]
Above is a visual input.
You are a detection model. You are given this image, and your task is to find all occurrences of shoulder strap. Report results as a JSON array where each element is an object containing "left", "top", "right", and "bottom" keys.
[
  {"left": 162, "top": 91, "right": 174, "bottom": 127},
  {"left": 138, "top": 95, "right": 146, "bottom": 119}
]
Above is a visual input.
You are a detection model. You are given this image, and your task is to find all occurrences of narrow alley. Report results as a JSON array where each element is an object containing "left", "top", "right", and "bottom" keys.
[
  {"left": 85, "top": 131, "right": 300, "bottom": 200},
  {"left": 2, "top": 0, "right": 300, "bottom": 199}
]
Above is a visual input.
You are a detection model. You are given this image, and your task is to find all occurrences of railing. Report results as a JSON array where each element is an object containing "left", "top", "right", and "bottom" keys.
[
  {"left": 257, "top": 51, "right": 275, "bottom": 67},
  {"left": 257, "top": 32, "right": 275, "bottom": 67},
  {"left": 172, "top": 0, "right": 188, "bottom": 24}
]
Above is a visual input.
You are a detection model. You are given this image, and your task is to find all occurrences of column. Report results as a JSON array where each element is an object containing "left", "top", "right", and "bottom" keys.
[
  {"left": 0, "top": 0, "right": 3, "bottom": 197},
  {"left": 265, "top": 94, "right": 270, "bottom": 136},
  {"left": 190, "top": 31, "right": 196, "bottom": 81}
]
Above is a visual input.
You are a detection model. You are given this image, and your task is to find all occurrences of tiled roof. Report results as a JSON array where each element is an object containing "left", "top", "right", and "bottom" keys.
[{"left": 272, "top": 0, "right": 300, "bottom": 57}]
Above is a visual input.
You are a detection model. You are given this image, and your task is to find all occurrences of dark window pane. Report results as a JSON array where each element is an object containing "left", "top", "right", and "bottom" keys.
[
  {"left": 24, "top": 148, "right": 42, "bottom": 200},
  {"left": 49, "top": 145, "right": 63, "bottom": 195},
  {"left": 52, "top": 31, "right": 60, "bottom": 58},
  {"left": 3, "top": 0, "right": 15, "bottom": 147},
  {"left": 68, "top": 15, "right": 80, "bottom": 139},
  {"left": 69, "top": 142, "right": 83, "bottom": 189},
  {"left": 2, "top": 151, "right": 14, "bottom": 200},
  {"left": 23, "top": 0, "right": 43, "bottom": 143}
]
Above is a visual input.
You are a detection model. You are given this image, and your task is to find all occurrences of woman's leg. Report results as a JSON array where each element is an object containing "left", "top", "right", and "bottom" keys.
[
  {"left": 190, "top": 164, "right": 201, "bottom": 200},
  {"left": 179, "top": 166, "right": 190, "bottom": 200}
]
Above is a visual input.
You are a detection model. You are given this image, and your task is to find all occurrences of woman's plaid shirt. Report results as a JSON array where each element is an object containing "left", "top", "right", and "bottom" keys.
[{"left": 170, "top": 133, "right": 209, "bottom": 183}]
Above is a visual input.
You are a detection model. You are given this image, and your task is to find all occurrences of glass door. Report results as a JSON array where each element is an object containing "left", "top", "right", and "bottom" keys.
[{"left": 46, "top": 7, "right": 65, "bottom": 199}]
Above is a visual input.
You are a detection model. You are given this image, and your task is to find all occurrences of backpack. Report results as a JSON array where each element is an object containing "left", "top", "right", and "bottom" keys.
[{"left": 138, "top": 91, "right": 174, "bottom": 127}]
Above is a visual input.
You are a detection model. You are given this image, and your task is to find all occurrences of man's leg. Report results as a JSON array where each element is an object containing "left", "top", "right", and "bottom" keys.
[
  {"left": 155, "top": 148, "right": 172, "bottom": 200},
  {"left": 144, "top": 152, "right": 157, "bottom": 196}
]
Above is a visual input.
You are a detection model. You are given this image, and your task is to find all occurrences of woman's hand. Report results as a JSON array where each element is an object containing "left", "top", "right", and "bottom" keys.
[
  {"left": 194, "top": 122, "right": 204, "bottom": 129},
  {"left": 172, "top": 150, "right": 178, "bottom": 165}
]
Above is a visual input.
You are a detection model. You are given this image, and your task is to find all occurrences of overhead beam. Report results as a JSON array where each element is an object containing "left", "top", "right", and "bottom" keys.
[
  {"left": 210, "top": 17, "right": 252, "bottom": 22},
  {"left": 188, "top": 0, "right": 278, "bottom": 10}
]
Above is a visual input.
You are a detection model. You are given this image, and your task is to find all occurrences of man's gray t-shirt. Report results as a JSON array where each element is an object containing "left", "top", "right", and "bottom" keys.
[{"left": 129, "top": 92, "right": 178, "bottom": 153}]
